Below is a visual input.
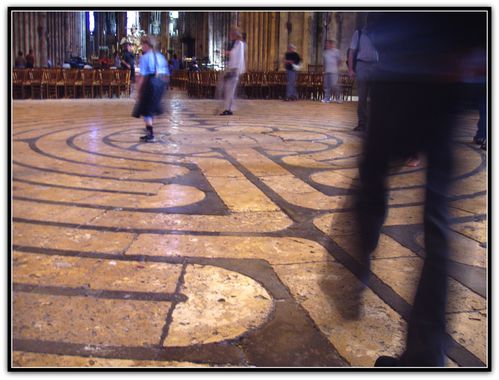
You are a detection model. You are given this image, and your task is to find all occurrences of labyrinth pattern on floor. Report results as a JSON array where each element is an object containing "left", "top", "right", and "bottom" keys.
[{"left": 11, "top": 94, "right": 488, "bottom": 368}]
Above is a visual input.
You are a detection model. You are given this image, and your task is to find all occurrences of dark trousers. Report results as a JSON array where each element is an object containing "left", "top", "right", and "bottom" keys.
[
  {"left": 476, "top": 91, "right": 486, "bottom": 140},
  {"left": 356, "top": 80, "right": 460, "bottom": 366}
]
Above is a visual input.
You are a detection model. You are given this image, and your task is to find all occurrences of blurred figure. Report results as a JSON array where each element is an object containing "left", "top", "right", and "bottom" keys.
[
  {"left": 321, "top": 39, "right": 342, "bottom": 103},
  {"left": 473, "top": 91, "right": 486, "bottom": 150},
  {"left": 219, "top": 27, "right": 246, "bottom": 116},
  {"left": 283, "top": 44, "right": 301, "bottom": 101},
  {"left": 171, "top": 53, "right": 180, "bottom": 72},
  {"left": 25, "top": 49, "right": 35, "bottom": 68},
  {"left": 132, "top": 35, "right": 169, "bottom": 142},
  {"left": 113, "top": 52, "right": 121, "bottom": 68},
  {"left": 348, "top": 16, "right": 379, "bottom": 131},
  {"left": 122, "top": 42, "right": 136, "bottom": 83},
  {"left": 15, "top": 51, "right": 26, "bottom": 68},
  {"left": 351, "top": 12, "right": 486, "bottom": 367}
]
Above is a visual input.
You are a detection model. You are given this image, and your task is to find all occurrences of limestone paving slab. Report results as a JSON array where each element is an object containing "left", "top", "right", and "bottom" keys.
[
  {"left": 14, "top": 292, "right": 172, "bottom": 347},
  {"left": 13, "top": 222, "right": 135, "bottom": 254},
  {"left": 273, "top": 261, "right": 406, "bottom": 366},
  {"left": 13, "top": 251, "right": 182, "bottom": 294},
  {"left": 126, "top": 235, "right": 333, "bottom": 265},
  {"left": 164, "top": 264, "right": 273, "bottom": 347},
  {"left": 12, "top": 352, "right": 210, "bottom": 368}
]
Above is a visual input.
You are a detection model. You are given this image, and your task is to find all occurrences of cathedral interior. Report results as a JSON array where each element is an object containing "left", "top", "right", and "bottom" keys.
[{"left": 11, "top": 10, "right": 488, "bottom": 368}]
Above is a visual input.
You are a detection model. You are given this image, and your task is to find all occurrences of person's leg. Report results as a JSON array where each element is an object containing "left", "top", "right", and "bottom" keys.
[
  {"left": 355, "top": 63, "right": 369, "bottom": 130},
  {"left": 222, "top": 76, "right": 238, "bottom": 114},
  {"left": 140, "top": 115, "right": 154, "bottom": 141},
  {"left": 291, "top": 70, "right": 298, "bottom": 99},
  {"left": 331, "top": 73, "right": 341, "bottom": 103},
  {"left": 401, "top": 84, "right": 455, "bottom": 367},
  {"left": 323, "top": 73, "right": 332, "bottom": 102},
  {"left": 474, "top": 90, "right": 486, "bottom": 143},
  {"left": 355, "top": 81, "right": 394, "bottom": 281},
  {"left": 286, "top": 70, "right": 293, "bottom": 99}
]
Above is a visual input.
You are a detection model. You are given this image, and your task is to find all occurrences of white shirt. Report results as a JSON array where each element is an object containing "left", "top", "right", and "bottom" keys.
[
  {"left": 350, "top": 29, "right": 379, "bottom": 63},
  {"left": 227, "top": 40, "right": 246, "bottom": 75},
  {"left": 323, "top": 48, "right": 341, "bottom": 73}
]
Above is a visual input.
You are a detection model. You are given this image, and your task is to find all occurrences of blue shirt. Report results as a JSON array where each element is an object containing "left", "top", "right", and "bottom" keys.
[{"left": 139, "top": 51, "right": 169, "bottom": 76}]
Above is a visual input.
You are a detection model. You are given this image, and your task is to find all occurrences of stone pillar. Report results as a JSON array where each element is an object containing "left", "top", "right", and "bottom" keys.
[
  {"left": 278, "top": 11, "right": 288, "bottom": 70},
  {"left": 38, "top": 12, "right": 48, "bottom": 67},
  {"left": 160, "top": 11, "right": 169, "bottom": 54}
]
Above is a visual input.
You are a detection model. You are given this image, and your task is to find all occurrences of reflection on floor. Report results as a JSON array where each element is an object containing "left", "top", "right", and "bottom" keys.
[{"left": 12, "top": 93, "right": 487, "bottom": 368}]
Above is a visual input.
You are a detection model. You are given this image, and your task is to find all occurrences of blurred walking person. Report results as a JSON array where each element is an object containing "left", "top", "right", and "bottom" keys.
[
  {"left": 352, "top": 12, "right": 486, "bottom": 366},
  {"left": 348, "top": 16, "right": 379, "bottom": 131},
  {"left": 322, "top": 39, "right": 342, "bottom": 103},
  {"left": 132, "top": 35, "right": 169, "bottom": 142},
  {"left": 283, "top": 44, "right": 301, "bottom": 101},
  {"left": 220, "top": 27, "right": 246, "bottom": 116}
]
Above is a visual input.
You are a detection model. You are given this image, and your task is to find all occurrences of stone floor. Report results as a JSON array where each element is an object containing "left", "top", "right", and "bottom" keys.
[{"left": 11, "top": 91, "right": 488, "bottom": 368}]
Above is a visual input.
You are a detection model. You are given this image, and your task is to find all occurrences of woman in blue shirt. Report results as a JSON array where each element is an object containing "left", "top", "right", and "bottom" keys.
[{"left": 132, "top": 35, "right": 169, "bottom": 142}]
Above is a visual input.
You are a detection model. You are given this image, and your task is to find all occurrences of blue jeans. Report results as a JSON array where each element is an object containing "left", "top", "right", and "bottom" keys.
[
  {"left": 323, "top": 73, "right": 339, "bottom": 100},
  {"left": 286, "top": 70, "right": 298, "bottom": 99}
]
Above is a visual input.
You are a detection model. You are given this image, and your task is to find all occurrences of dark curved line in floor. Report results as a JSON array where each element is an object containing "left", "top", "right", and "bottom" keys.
[
  {"left": 12, "top": 338, "right": 246, "bottom": 366},
  {"left": 66, "top": 129, "right": 203, "bottom": 166},
  {"left": 13, "top": 283, "right": 188, "bottom": 303},
  {"left": 13, "top": 178, "right": 155, "bottom": 196},
  {"left": 12, "top": 161, "right": 180, "bottom": 184},
  {"left": 11, "top": 219, "right": 282, "bottom": 237},
  {"left": 12, "top": 197, "right": 227, "bottom": 216},
  {"left": 24, "top": 137, "right": 150, "bottom": 172}
]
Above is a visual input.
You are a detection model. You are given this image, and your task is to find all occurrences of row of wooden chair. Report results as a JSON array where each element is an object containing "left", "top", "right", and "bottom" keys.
[
  {"left": 184, "top": 71, "right": 355, "bottom": 101},
  {"left": 12, "top": 68, "right": 131, "bottom": 99}
]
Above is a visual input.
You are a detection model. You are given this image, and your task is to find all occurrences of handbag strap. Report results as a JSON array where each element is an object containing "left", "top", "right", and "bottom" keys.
[{"left": 152, "top": 48, "right": 158, "bottom": 77}]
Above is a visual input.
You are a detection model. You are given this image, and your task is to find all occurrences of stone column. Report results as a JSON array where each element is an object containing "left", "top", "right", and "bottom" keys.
[
  {"left": 160, "top": 11, "right": 169, "bottom": 54},
  {"left": 278, "top": 11, "right": 288, "bottom": 70},
  {"left": 38, "top": 12, "right": 48, "bottom": 67}
]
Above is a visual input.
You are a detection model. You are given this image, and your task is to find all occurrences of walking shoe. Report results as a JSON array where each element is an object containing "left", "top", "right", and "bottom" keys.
[
  {"left": 139, "top": 134, "right": 155, "bottom": 142},
  {"left": 374, "top": 356, "right": 401, "bottom": 367},
  {"left": 473, "top": 136, "right": 486, "bottom": 145},
  {"left": 321, "top": 98, "right": 331, "bottom": 103},
  {"left": 335, "top": 98, "right": 344, "bottom": 104},
  {"left": 220, "top": 110, "right": 233, "bottom": 115}
]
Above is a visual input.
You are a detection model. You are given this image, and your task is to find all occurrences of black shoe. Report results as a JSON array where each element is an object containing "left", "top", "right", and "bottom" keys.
[
  {"left": 473, "top": 136, "right": 486, "bottom": 145},
  {"left": 220, "top": 110, "right": 233, "bottom": 115},
  {"left": 140, "top": 134, "right": 155, "bottom": 142},
  {"left": 374, "top": 356, "right": 400, "bottom": 367},
  {"left": 353, "top": 125, "right": 365, "bottom": 132}
]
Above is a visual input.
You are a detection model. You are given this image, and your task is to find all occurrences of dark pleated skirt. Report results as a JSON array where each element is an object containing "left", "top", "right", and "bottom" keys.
[{"left": 132, "top": 75, "right": 166, "bottom": 118}]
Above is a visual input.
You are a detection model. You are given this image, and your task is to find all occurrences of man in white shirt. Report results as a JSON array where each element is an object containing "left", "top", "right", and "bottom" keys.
[
  {"left": 348, "top": 15, "right": 379, "bottom": 131},
  {"left": 321, "top": 39, "right": 342, "bottom": 103},
  {"left": 220, "top": 27, "right": 246, "bottom": 116}
]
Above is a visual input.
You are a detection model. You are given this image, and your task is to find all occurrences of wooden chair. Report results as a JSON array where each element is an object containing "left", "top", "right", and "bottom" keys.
[
  {"left": 29, "top": 68, "right": 44, "bottom": 99},
  {"left": 199, "top": 71, "right": 211, "bottom": 98},
  {"left": 117, "top": 69, "right": 131, "bottom": 97},
  {"left": 13, "top": 69, "right": 26, "bottom": 99},
  {"left": 238, "top": 72, "right": 250, "bottom": 98},
  {"left": 100, "top": 69, "right": 116, "bottom": 98},
  {"left": 63, "top": 69, "right": 82, "bottom": 98},
  {"left": 92, "top": 69, "right": 102, "bottom": 98},
  {"left": 297, "top": 72, "right": 312, "bottom": 100},
  {"left": 339, "top": 73, "right": 354, "bottom": 101},
  {"left": 276, "top": 71, "right": 287, "bottom": 99},
  {"left": 308, "top": 64, "right": 323, "bottom": 73},
  {"left": 310, "top": 73, "right": 323, "bottom": 100},
  {"left": 45, "top": 68, "right": 63, "bottom": 99},
  {"left": 81, "top": 69, "right": 95, "bottom": 98}
]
